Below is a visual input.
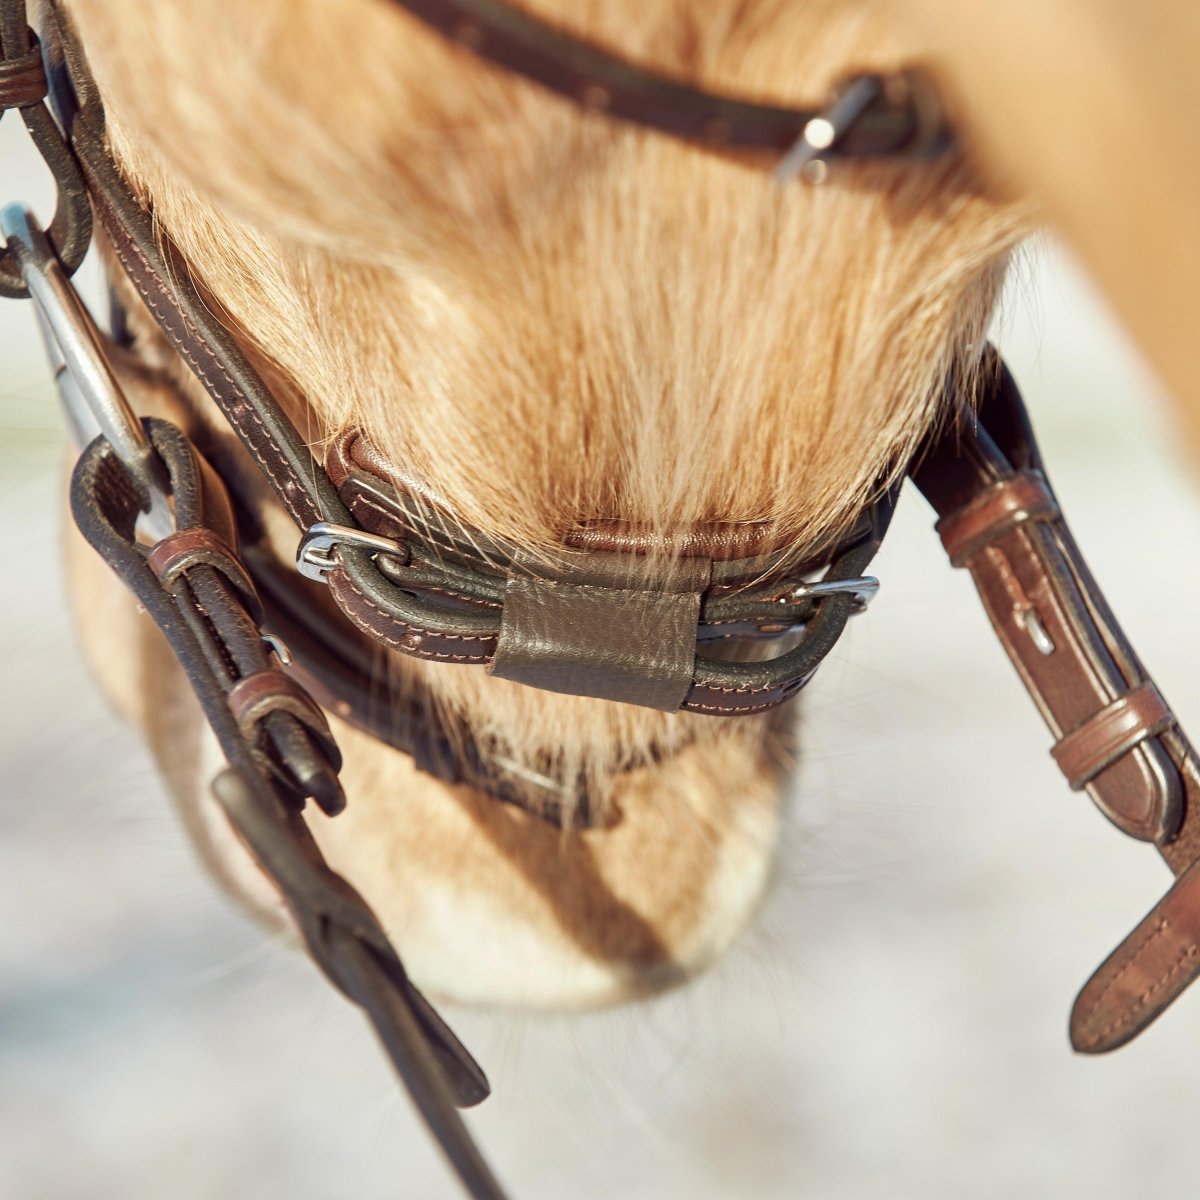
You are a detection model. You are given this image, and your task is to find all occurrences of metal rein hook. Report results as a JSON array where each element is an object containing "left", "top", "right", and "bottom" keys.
[{"left": 0, "top": 203, "right": 174, "bottom": 539}]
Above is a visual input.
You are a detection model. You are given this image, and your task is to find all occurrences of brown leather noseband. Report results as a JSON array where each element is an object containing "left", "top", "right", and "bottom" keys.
[{"left": 313, "top": 426, "right": 896, "bottom": 715}]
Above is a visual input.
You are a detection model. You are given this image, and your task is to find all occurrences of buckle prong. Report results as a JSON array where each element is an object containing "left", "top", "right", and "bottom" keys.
[
  {"left": 787, "top": 575, "right": 880, "bottom": 610},
  {"left": 297, "top": 522, "right": 407, "bottom": 582}
]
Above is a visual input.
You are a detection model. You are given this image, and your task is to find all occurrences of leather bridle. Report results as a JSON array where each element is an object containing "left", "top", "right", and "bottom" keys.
[{"left": 4, "top": 2, "right": 1200, "bottom": 1198}]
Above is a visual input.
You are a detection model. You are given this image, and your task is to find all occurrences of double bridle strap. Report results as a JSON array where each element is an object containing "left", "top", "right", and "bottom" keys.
[
  {"left": 310, "top": 426, "right": 897, "bottom": 715},
  {"left": 5, "top": 3, "right": 1200, "bottom": 1198}
]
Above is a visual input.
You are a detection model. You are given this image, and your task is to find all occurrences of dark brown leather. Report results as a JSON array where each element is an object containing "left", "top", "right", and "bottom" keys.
[
  {"left": 320, "top": 473, "right": 890, "bottom": 713},
  {"left": 915, "top": 362, "right": 1187, "bottom": 848},
  {"left": 323, "top": 425, "right": 895, "bottom": 712},
  {"left": 490, "top": 550, "right": 711, "bottom": 710},
  {"left": 384, "top": 0, "right": 952, "bottom": 163},
  {"left": 72, "top": 417, "right": 347, "bottom": 820},
  {"left": 950, "top": 517, "right": 1181, "bottom": 844},
  {"left": 0, "top": 41, "right": 47, "bottom": 107},
  {"left": 326, "top": 558, "right": 499, "bottom": 663},
  {"left": 246, "top": 545, "right": 621, "bottom": 829},
  {"left": 0, "top": 8, "right": 91, "bottom": 297},
  {"left": 42, "top": 4, "right": 347, "bottom": 531},
  {"left": 565, "top": 518, "right": 788, "bottom": 561},
  {"left": 1051, "top": 683, "right": 1174, "bottom": 795},
  {"left": 69, "top": 417, "right": 504, "bottom": 1199}
]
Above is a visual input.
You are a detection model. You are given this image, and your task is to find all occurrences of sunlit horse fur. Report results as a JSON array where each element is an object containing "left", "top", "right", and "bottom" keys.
[{"left": 63, "top": 0, "right": 1027, "bottom": 1007}]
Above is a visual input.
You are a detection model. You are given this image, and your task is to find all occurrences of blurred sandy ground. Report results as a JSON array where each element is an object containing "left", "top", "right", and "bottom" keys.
[{"left": 3, "top": 122, "right": 1200, "bottom": 1199}]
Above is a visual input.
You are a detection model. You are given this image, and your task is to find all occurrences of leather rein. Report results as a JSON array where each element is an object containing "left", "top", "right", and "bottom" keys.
[{"left": 5, "top": 3, "right": 1200, "bottom": 1198}]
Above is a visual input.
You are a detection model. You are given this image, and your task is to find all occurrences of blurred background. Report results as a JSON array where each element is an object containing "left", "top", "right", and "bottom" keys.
[{"left": 4, "top": 110, "right": 1200, "bottom": 1200}]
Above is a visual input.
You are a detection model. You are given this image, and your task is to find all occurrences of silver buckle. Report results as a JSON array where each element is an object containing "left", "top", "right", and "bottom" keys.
[
  {"left": 774, "top": 75, "right": 883, "bottom": 185},
  {"left": 296, "top": 522, "right": 407, "bottom": 582},
  {"left": 788, "top": 575, "right": 880, "bottom": 610}
]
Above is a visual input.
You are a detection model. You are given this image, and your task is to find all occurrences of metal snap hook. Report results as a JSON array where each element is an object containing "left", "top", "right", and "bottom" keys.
[{"left": 1, "top": 202, "right": 172, "bottom": 538}]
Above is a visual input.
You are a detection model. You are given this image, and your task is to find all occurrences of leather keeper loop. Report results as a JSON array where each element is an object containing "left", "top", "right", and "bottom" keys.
[
  {"left": 147, "top": 528, "right": 262, "bottom": 620},
  {"left": 936, "top": 472, "right": 1059, "bottom": 566},
  {"left": 1051, "top": 683, "right": 1174, "bottom": 791},
  {"left": 490, "top": 550, "right": 711, "bottom": 711},
  {"left": 227, "top": 669, "right": 334, "bottom": 748}
]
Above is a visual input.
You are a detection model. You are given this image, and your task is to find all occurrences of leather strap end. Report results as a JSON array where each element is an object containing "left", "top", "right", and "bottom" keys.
[{"left": 1070, "top": 856, "right": 1200, "bottom": 1054}]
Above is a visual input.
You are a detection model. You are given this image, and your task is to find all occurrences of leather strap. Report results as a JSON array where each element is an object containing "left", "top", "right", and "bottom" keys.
[
  {"left": 1070, "top": 857, "right": 1200, "bottom": 1053},
  {"left": 0, "top": 3, "right": 90, "bottom": 296},
  {"left": 323, "top": 428, "right": 896, "bottom": 712},
  {"left": 383, "top": 0, "right": 952, "bottom": 164},
  {"left": 936, "top": 472, "right": 1059, "bottom": 566},
  {"left": 0, "top": 40, "right": 47, "bottom": 107},
  {"left": 246, "top": 545, "right": 622, "bottom": 830},
  {"left": 913, "top": 353, "right": 1200, "bottom": 1051},
  {"left": 41, "top": 1, "right": 347, "bottom": 532},
  {"left": 1051, "top": 684, "right": 1174, "bottom": 793},
  {"left": 69, "top": 417, "right": 508, "bottom": 1200},
  {"left": 226, "top": 668, "right": 337, "bottom": 757},
  {"left": 147, "top": 527, "right": 261, "bottom": 617}
]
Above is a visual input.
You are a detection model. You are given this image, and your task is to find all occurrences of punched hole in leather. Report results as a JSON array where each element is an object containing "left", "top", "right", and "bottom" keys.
[{"left": 489, "top": 549, "right": 712, "bottom": 710}]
